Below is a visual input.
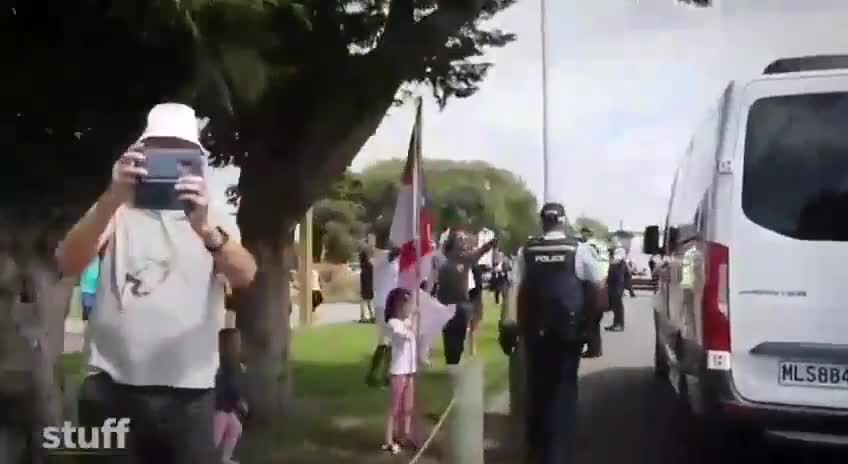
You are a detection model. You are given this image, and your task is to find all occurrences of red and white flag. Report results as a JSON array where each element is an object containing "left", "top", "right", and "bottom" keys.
[{"left": 389, "top": 97, "right": 434, "bottom": 291}]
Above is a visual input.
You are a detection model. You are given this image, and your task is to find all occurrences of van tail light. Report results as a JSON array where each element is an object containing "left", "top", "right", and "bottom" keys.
[{"left": 703, "top": 241, "right": 730, "bottom": 354}]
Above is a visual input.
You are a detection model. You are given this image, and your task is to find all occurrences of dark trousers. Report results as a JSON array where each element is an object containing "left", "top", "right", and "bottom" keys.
[
  {"left": 584, "top": 312, "right": 603, "bottom": 356},
  {"left": 609, "top": 290, "right": 625, "bottom": 327},
  {"left": 442, "top": 304, "right": 470, "bottom": 365},
  {"left": 524, "top": 332, "right": 582, "bottom": 464},
  {"left": 77, "top": 373, "right": 216, "bottom": 464}
]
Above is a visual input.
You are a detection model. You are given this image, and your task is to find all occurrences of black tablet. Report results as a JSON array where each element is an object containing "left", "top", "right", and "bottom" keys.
[{"left": 134, "top": 148, "right": 205, "bottom": 210}]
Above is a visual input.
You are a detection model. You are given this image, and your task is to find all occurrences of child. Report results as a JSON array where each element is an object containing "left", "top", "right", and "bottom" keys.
[
  {"left": 215, "top": 329, "right": 248, "bottom": 464},
  {"left": 79, "top": 255, "right": 101, "bottom": 322},
  {"left": 382, "top": 287, "right": 419, "bottom": 454}
]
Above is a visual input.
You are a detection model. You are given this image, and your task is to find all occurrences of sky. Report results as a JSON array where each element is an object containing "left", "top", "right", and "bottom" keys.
[{"left": 209, "top": 0, "right": 848, "bottom": 231}]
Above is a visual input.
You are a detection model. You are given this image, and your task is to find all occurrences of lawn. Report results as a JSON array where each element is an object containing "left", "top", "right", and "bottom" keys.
[{"left": 59, "top": 296, "right": 510, "bottom": 464}]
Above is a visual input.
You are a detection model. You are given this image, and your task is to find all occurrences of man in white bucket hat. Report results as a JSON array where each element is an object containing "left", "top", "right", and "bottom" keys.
[{"left": 57, "top": 103, "right": 257, "bottom": 463}]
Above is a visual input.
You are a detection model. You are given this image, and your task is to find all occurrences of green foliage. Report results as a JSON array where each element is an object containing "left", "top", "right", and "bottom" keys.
[
  {"left": 312, "top": 198, "right": 366, "bottom": 261},
  {"left": 3, "top": 0, "right": 516, "bottom": 233},
  {"left": 346, "top": 158, "right": 539, "bottom": 253},
  {"left": 322, "top": 221, "right": 358, "bottom": 263},
  {"left": 1, "top": 2, "right": 199, "bottom": 219},
  {"left": 574, "top": 216, "right": 610, "bottom": 240}
]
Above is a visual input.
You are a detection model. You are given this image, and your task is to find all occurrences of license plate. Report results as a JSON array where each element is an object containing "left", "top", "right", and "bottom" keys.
[{"left": 779, "top": 361, "right": 848, "bottom": 389}]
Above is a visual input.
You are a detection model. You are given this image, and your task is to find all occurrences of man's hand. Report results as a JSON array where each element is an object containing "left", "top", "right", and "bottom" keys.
[
  {"left": 175, "top": 175, "right": 212, "bottom": 240},
  {"left": 498, "top": 323, "right": 519, "bottom": 356},
  {"left": 108, "top": 144, "right": 148, "bottom": 204}
]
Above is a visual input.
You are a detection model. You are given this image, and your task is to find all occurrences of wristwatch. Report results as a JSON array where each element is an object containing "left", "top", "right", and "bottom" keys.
[{"left": 205, "top": 226, "right": 230, "bottom": 253}]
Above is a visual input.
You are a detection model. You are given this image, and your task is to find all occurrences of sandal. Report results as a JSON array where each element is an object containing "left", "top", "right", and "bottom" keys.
[{"left": 381, "top": 443, "right": 400, "bottom": 455}]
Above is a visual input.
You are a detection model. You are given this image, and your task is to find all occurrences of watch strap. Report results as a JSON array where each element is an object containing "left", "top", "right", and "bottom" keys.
[{"left": 205, "top": 226, "right": 229, "bottom": 253}]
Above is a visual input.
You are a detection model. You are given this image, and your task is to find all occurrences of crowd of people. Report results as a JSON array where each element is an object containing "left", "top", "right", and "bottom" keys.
[
  {"left": 358, "top": 227, "right": 499, "bottom": 454},
  {"left": 58, "top": 101, "right": 656, "bottom": 463}
]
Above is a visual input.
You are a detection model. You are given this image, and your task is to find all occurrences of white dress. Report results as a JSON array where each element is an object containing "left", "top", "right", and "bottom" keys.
[{"left": 388, "top": 318, "right": 417, "bottom": 376}]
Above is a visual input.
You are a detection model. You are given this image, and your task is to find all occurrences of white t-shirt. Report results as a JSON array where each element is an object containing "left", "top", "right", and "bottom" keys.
[
  {"left": 387, "top": 317, "right": 417, "bottom": 375},
  {"left": 82, "top": 207, "right": 236, "bottom": 389}
]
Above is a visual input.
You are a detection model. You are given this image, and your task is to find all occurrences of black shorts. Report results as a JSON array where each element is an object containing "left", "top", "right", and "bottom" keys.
[{"left": 76, "top": 372, "right": 216, "bottom": 464}]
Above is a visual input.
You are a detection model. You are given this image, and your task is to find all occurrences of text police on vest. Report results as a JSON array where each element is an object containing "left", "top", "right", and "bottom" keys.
[{"left": 534, "top": 254, "right": 567, "bottom": 263}]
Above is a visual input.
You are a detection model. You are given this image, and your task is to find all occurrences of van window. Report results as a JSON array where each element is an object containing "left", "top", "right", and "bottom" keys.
[
  {"left": 667, "top": 99, "right": 722, "bottom": 245},
  {"left": 743, "top": 92, "right": 848, "bottom": 241}
]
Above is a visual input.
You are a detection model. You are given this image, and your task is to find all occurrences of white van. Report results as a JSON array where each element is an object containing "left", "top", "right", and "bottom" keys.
[{"left": 643, "top": 56, "right": 848, "bottom": 447}]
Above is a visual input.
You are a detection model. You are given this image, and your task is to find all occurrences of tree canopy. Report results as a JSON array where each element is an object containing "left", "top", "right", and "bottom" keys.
[
  {"left": 574, "top": 216, "right": 609, "bottom": 240},
  {"left": 3, "top": 0, "right": 518, "bottom": 422},
  {"left": 4, "top": 0, "right": 516, "bottom": 233},
  {"left": 317, "top": 158, "right": 539, "bottom": 254}
]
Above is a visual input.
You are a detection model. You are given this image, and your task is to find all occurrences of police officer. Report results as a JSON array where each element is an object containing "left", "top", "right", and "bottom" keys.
[
  {"left": 499, "top": 203, "right": 605, "bottom": 464},
  {"left": 577, "top": 227, "right": 604, "bottom": 358}
]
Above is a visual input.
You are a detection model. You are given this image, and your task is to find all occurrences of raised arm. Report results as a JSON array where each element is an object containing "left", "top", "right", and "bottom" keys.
[
  {"left": 58, "top": 144, "right": 146, "bottom": 277},
  {"left": 576, "top": 243, "right": 607, "bottom": 312},
  {"left": 56, "top": 191, "right": 121, "bottom": 277},
  {"left": 458, "top": 238, "right": 498, "bottom": 266}
]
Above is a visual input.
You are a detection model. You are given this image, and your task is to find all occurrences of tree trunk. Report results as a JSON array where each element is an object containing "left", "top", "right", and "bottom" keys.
[
  {"left": 0, "top": 218, "right": 75, "bottom": 463},
  {"left": 236, "top": 233, "right": 294, "bottom": 424}
]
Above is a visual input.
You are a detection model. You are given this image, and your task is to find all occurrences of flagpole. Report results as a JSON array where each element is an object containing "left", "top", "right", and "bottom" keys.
[{"left": 412, "top": 97, "right": 423, "bottom": 375}]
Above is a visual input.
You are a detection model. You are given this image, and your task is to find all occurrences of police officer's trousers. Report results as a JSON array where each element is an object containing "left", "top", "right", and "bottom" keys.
[{"left": 524, "top": 331, "right": 582, "bottom": 464}]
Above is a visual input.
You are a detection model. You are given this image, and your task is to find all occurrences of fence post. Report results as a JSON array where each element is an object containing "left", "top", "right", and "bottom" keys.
[
  {"left": 508, "top": 341, "right": 527, "bottom": 459},
  {"left": 298, "top": 208, "right": 314, "bottom": 326},
  {"left": 447, "top": 359, "right": 484, "bottom": 464}
]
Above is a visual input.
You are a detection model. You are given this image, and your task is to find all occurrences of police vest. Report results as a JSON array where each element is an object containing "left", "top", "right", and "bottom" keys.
[{"left": 518, "top": 236, "right": 586, "bottom": 340}]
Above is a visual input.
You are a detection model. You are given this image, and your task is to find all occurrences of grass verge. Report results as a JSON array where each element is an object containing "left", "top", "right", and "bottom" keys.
[{"left": 60, "top": 296, "right": 509, "bottom": 464}]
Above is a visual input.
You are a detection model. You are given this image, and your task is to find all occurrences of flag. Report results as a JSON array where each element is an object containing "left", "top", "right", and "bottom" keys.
[
  {"left": 416, "top": 290, "right": 456, "bottom": 366},
  {"left": 389, "top": 97, "right": 434, "bottom": 290}
]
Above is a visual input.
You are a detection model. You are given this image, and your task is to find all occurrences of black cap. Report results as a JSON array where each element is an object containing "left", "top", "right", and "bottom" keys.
[{"left": 540, "top": 202, "right": 566, "bottom": 221}]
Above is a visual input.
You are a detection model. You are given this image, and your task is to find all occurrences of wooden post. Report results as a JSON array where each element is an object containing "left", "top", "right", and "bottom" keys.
[
  {"left": 298, "top": 208, "right": 314, "bottom": 326},
  {"left": 508, "top": 342, "right": 527, "bottom": 458},
  {"left": 500, "top": 282, "right": 526, "bottom": 459},
  {"left": 446, "top": 360, "right": 485, "bottom": 464}
]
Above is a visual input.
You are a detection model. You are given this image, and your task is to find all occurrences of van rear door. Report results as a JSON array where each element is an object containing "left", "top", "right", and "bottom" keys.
[{"left": 730, "top": 74, "right": 848, "bottom": 409}]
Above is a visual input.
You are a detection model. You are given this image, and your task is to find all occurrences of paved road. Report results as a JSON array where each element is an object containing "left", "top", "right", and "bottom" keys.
[
  {"left": 492, "top": 294, "right": 848, "bottom": 464},
  {"left": 63, "top": 302, "right": 360, "bottom": 354}
]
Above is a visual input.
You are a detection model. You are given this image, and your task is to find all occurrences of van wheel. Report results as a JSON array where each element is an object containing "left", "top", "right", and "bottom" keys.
[
  {"left": 653, "top": 317, "right": 669, "bottom": 378},
  {"left": 677, "top": 376, "right": 759, "bottom": 463}
]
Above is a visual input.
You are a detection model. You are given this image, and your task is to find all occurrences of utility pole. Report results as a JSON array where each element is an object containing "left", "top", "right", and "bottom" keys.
[
  {"left": 506, "top": 1, "right": 550, "bottom": 459},
  {"left": 540, "top": 0, "right": 551, "bottom": 202}
]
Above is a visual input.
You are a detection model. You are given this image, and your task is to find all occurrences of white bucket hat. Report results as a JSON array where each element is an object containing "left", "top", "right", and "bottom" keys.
[{"left": 137, "top": 103, "right": 207, "bottom": 152}]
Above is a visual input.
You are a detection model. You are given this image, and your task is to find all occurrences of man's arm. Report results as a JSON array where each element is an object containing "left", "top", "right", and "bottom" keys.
[
  {"left": 201, "top": 213, "right": 257, "bottom": 289},
  {"left": 459, "top": 239, "right": 497, "bottom": 266},
  {"left": 501, "top": 248, "right": 523, "bottom": 327},
  {"left": 576, "top": 243, "right": 607, "bottom": 311},
  {"left": 56, "top": 190, "right": 122, "bottom": 277}
]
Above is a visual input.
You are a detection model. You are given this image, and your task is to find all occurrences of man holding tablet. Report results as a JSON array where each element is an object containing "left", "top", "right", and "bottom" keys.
[{"left": 56, "top": 103, "right": 257, "bottom": 463}]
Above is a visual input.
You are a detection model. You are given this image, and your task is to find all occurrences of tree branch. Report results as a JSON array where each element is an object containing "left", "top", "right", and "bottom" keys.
[
  {"left": 376, "top": 0, "right": 485, "bottom": 75},
  {"left": 381, "top": 0, "right": 415, "bottom": 45}
]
